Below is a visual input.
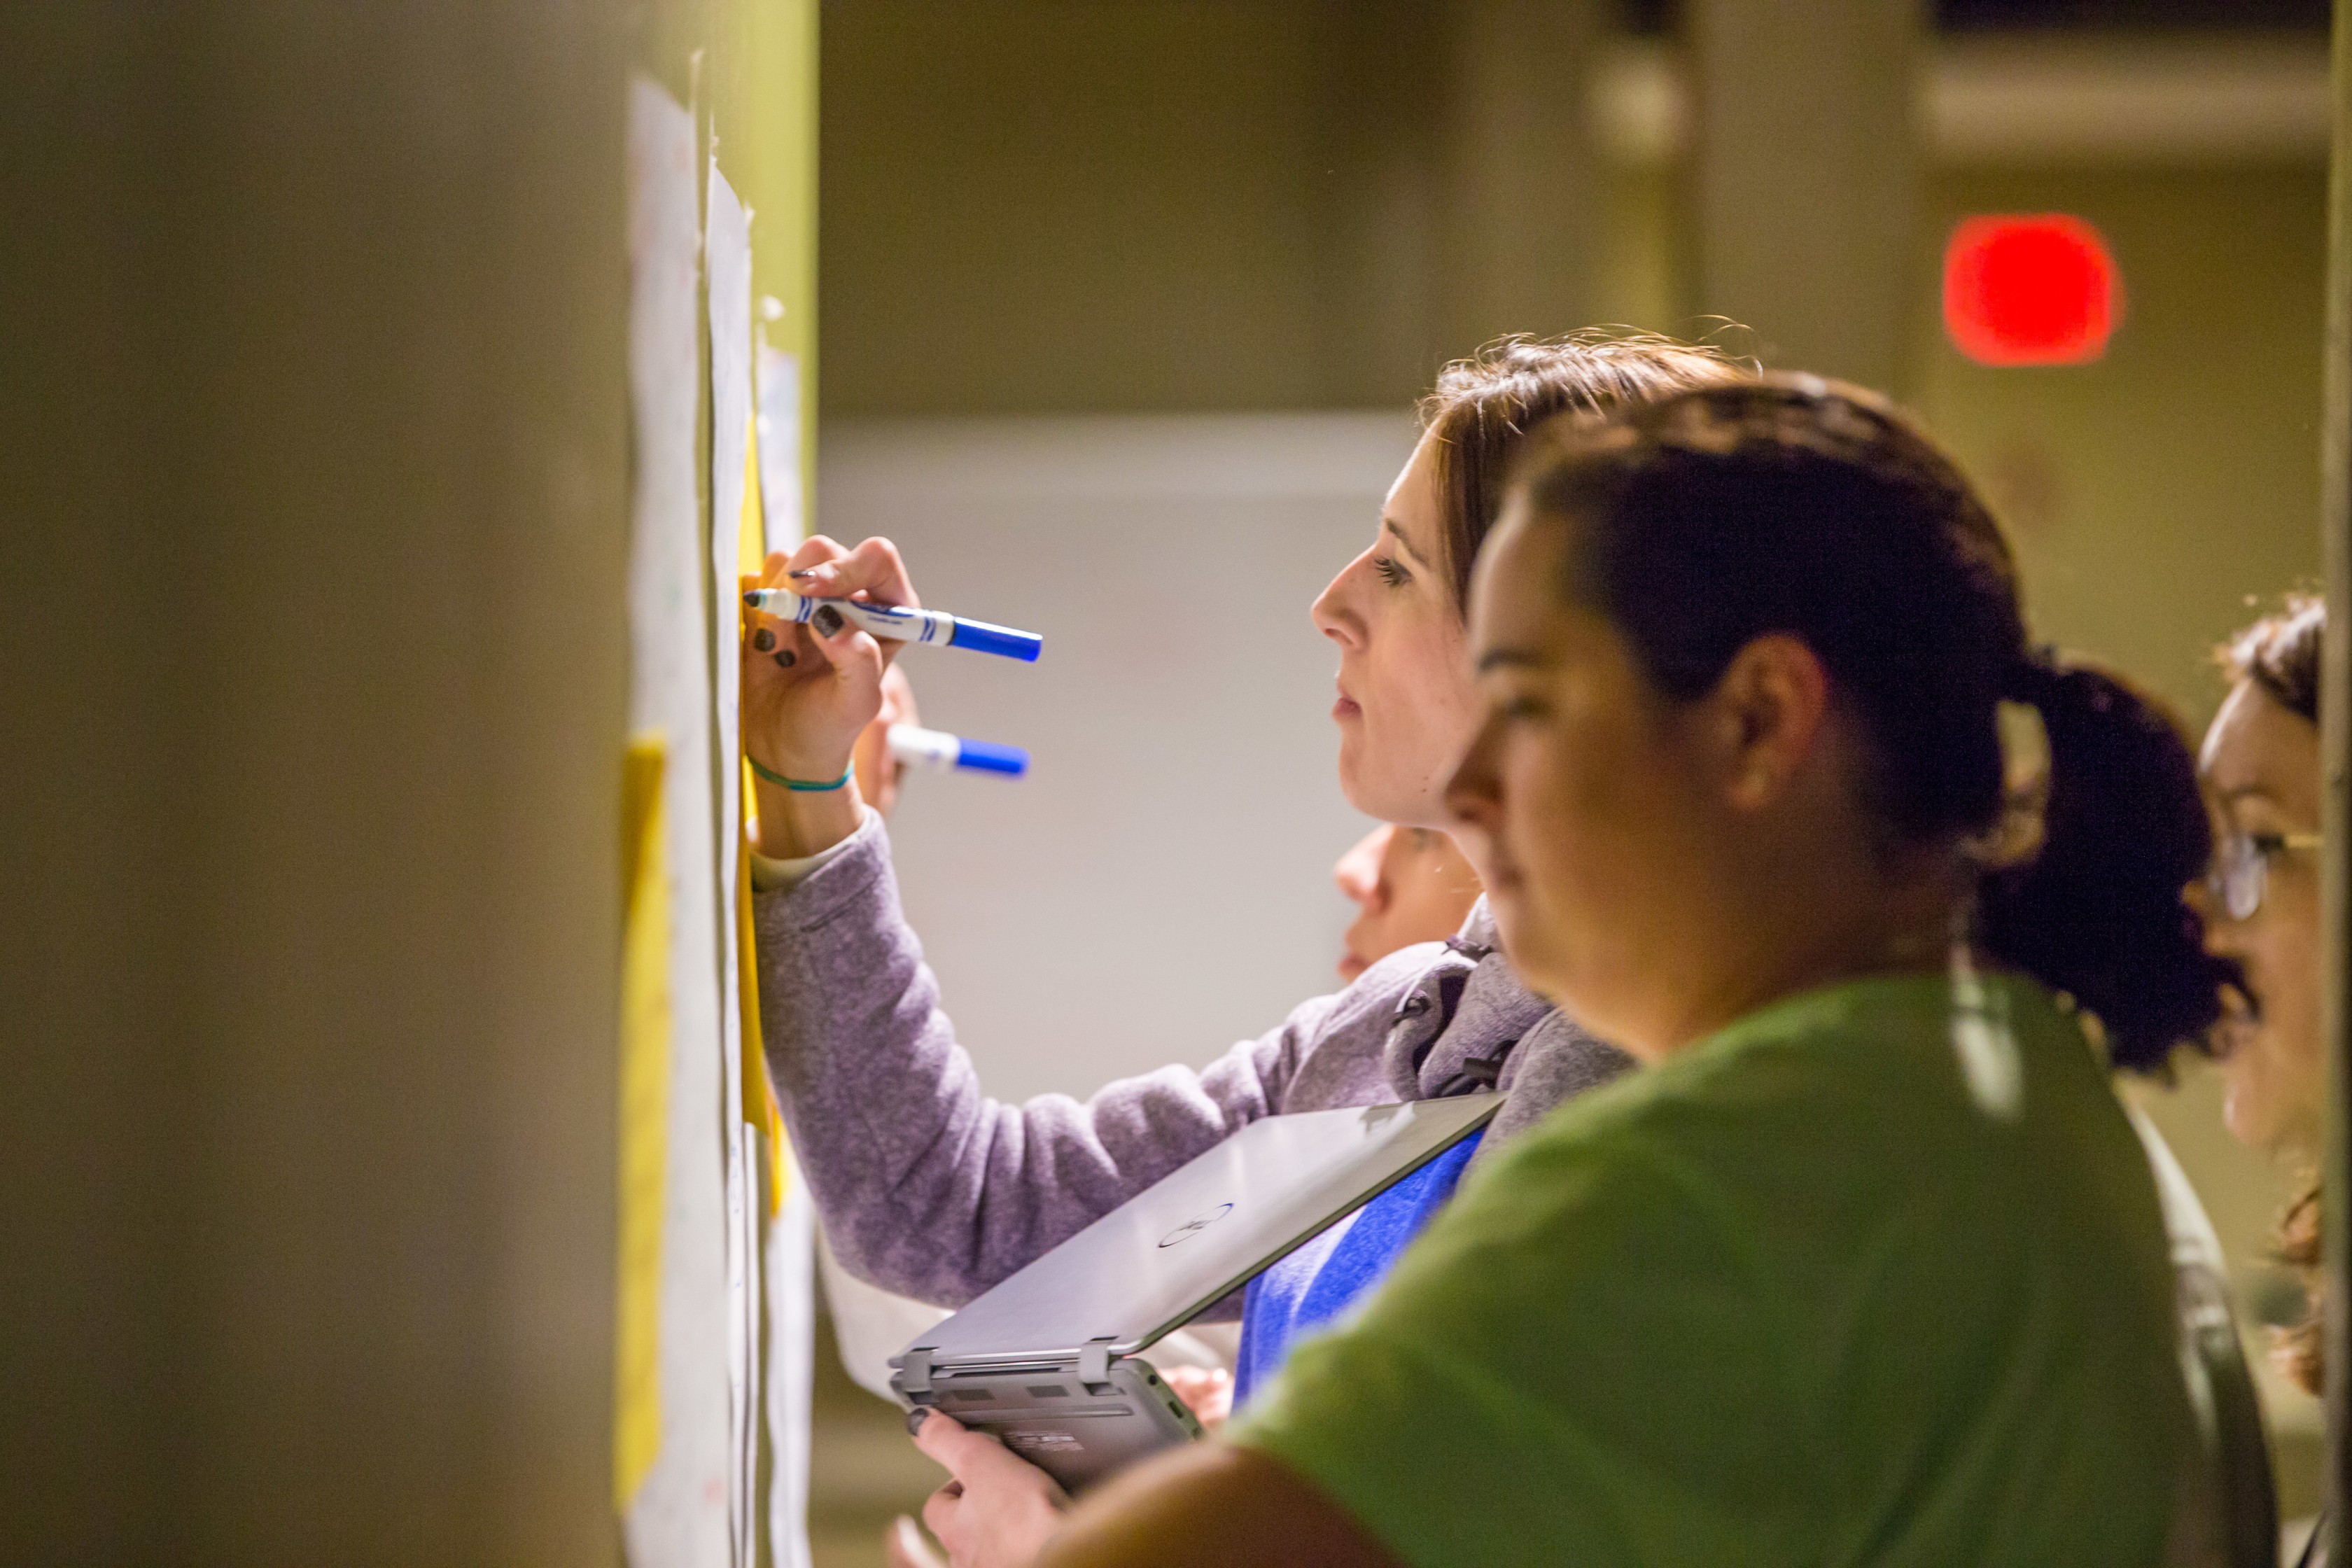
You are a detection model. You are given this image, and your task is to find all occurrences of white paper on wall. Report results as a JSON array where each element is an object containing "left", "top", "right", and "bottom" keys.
[
  {"left": 755, "top": 336, "right": 804, "bottom": 551},
  {"left": 622, "top": 74, "right": 733, "bottom": 1568},
  {"left": 704, "top": 158, "right": 757, "bottom": 1568},
  {"left": 750, "top": 312, "right": 816, "bottom": 1568},
  {"left": 764, "top": 1151, "right": 817, "bottom": 1568}
]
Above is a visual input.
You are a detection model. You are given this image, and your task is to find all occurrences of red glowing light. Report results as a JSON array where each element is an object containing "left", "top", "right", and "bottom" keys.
[{"left": 1942, "top": 215, "right": 2120, "bottom": 367}]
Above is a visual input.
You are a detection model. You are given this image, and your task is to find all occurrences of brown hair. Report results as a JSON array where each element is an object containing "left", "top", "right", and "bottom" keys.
[
  {"left": 2222, "top": 593, "right": 2323, "bottom": 724},
  {"left": 1421, "top": 333, "right": 1749, "bottom": 609},
  {"left": 2221, "top": 594, "right": 2328, "bottom": 1394},
  {"left": 1512, "top": 375, "right": 2232, "bottom": 1070}
]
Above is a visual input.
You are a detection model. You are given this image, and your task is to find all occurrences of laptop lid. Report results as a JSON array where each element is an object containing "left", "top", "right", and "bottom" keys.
[{"left": 898, "top": 1094, "right": 1500, "bottom": 1369}]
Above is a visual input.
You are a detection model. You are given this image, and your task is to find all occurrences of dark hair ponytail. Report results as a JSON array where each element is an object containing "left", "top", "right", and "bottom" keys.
[
  {"left": 1977, "top": 657, "right": 2234, "bottom": 1070},
  {"left": 1517, "top": 377, "right": 2230, "bottom": 1070}
]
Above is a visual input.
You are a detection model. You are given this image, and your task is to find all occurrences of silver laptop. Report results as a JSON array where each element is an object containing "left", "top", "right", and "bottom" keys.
[{"left": 890, "top": 1094, "right": 1501, "bottom": 1491}]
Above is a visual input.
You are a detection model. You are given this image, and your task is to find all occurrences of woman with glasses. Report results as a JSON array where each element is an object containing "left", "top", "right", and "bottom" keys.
[
  {"left": 2199, "top": 596, "right": 2328, "bottom": 1566},
  {"left": 2202, "top": 598, "right": 2326, "bottom": 1161}
]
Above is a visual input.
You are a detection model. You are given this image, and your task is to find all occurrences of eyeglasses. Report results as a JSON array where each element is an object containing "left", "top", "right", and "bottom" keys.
[{"left": 2207, "top": 829, "right": 2323, "bottom": 922}]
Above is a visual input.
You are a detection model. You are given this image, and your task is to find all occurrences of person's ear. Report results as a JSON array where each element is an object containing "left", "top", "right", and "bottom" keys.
[{"left": 1704, "top": 633, "right": 1830, "bottom": 812}]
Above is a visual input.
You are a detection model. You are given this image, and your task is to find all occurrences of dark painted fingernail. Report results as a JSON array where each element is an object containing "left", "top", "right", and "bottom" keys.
[
  {"left": 905, "top": 1408, "right": 930, "bottom": 1436},
  {"left": 752, "top": 628, "right": 777, "bottom": 652},
  {"left": 788, "top": 568, "right": 817, "bottom": 579},
  {"left": 812, "top": 605, "right": 845, "bottom": 637},
  {"left": 774, "top": 650, "right": 797, "bottom": 668}
]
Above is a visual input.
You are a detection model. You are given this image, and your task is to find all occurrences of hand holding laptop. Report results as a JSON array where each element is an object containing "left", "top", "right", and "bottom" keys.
[
  {"left": 883, "top": 1096, "right": 1498, "bottom": 1567},
  {"left": 888, "top": 1097, "right": 1499, "bottom": 1494},
  {"left": 899, "top": 1411, "right": 1068, "bottom": 1568}
]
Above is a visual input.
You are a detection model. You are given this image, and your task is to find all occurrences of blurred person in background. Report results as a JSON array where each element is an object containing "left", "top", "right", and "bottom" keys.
[
  {"left": 1334, "top": 825, "right": 1483, "bottom": 986},
  {"left": 743, "top": 335, "right": 1744, "bottom": 1441},
  {"left": 902, "top": 376, "right": 2232, "bottom": 1568},
  {"left": 2200, "top": 596, "right": 2328, "bottom": 1567}
]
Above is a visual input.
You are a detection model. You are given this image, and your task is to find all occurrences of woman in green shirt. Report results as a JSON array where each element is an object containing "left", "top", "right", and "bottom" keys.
[{"left": 911, "top": 377, "right": 2233, "bottom": 1568}]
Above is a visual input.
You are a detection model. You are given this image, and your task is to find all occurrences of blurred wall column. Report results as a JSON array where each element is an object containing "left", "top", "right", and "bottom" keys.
[
  {"left": 0, "top": 3, "right": 627, "bottom": 1562},
  {"left": 1317, "top": 0, "right": 1609, "bottom": 403},
  {"left": 1436, "top": 0, "right": 1611, "bottom": 356},
  {"left": 2321, "top": 0, "right": 2351, "bottom": 1548},
  {"left": 1685, "top": 0, "right": 1924, "bottom": 389}
]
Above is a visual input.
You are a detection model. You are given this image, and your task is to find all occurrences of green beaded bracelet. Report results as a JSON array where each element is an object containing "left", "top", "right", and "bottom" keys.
[{"left": 748, "top": 756, "right": 854, "bottom": 792}]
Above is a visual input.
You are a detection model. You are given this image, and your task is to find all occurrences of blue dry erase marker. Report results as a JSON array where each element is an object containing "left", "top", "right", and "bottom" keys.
[
  {"left": 887, "top": 724, "right": 1029, "bottom": 778},
  {"left": 742, "top": 588, "right": 1042, "bottom": 662}
]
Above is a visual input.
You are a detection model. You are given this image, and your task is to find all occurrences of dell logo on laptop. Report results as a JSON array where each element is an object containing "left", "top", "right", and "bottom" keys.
[{"left": 1157, "top": 1203, "right": 1233, "bottom": 1248}]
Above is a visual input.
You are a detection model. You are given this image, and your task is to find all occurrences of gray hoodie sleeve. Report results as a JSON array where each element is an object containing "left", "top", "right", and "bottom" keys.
[{"left": 752, "top": 811, "right": 1339, "bottom": 1308}]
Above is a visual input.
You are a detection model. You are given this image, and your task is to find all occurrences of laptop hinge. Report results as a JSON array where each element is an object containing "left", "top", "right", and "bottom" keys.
[
  {"left": 1079, "top": 1338, "right": 1116, "bottom": 1386},
  {"left": 901, "top": 1347, "right": 937, "bottom": 1394}
]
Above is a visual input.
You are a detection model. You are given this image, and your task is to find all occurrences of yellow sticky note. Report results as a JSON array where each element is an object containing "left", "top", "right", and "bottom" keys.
[
  {"left": 737, "top": 408, "right": 794, "bottom": 1214},
  {"left": 739, "top": 843, "right": 790, "bottom": 1217},
  {"left": 614, "top": 736, "right": 670, "bottom": 1511},
  {"left": 740, "top": 410, "right": 768, "bottom": 574},
  {"left": 740, "top": 407, "right": 770, "bottom": 847}
]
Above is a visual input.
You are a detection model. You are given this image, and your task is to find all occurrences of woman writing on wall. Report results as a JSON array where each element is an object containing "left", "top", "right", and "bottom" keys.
[
  {"left": 741, "top": 335, "right": 1743, "bottom": 1392},
  {"left": 908, "top": 377, "right": 2232, "bottom": 1567}
]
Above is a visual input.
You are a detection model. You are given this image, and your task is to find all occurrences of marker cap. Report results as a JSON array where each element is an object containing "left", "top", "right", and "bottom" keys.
[
  {"left": 946, "top": 617, "right": 1043, "bottom": 662},
  {"left": 953, "top": 739, "right": 1030, "bottom": 777}
]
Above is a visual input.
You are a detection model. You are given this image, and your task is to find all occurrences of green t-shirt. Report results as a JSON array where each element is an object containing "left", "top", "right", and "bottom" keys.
[{"left": 1232, "top": 972, "right": 2194, "bottom": 1567}]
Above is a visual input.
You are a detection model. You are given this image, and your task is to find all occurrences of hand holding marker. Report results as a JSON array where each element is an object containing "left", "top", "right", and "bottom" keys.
[
  {"left": 741, "top": 586, "right": 1043, "bottom": 663},
  {"left": 745, "top": 570, "right": 1039, "bottom": 782}
]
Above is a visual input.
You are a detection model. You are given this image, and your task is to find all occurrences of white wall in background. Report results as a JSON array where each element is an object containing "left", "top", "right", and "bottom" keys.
[{"left": 818, "top": 413, "right": 1420, "bottom": 1102}]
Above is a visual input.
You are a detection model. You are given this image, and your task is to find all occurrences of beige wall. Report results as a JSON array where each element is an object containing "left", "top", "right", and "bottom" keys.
[
  {"left": 820, "top": 0, "right": 1614, "bottom": 415},
  {"left": 1916, "top": 165, "right": 2325, "bottom": 720},
  {"left": 822, "top": 0, "right": 1352, "bottom": 414}
]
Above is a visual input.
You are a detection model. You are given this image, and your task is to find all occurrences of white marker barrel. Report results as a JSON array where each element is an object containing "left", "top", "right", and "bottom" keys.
[{"left": 886, "top": 724, "right": 1028, "bottom": 777}]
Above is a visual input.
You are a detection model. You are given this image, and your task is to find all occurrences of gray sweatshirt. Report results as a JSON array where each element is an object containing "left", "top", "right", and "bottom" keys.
[{"left": 752, "top": 811, "right": 1632, "bottom": 1309}]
